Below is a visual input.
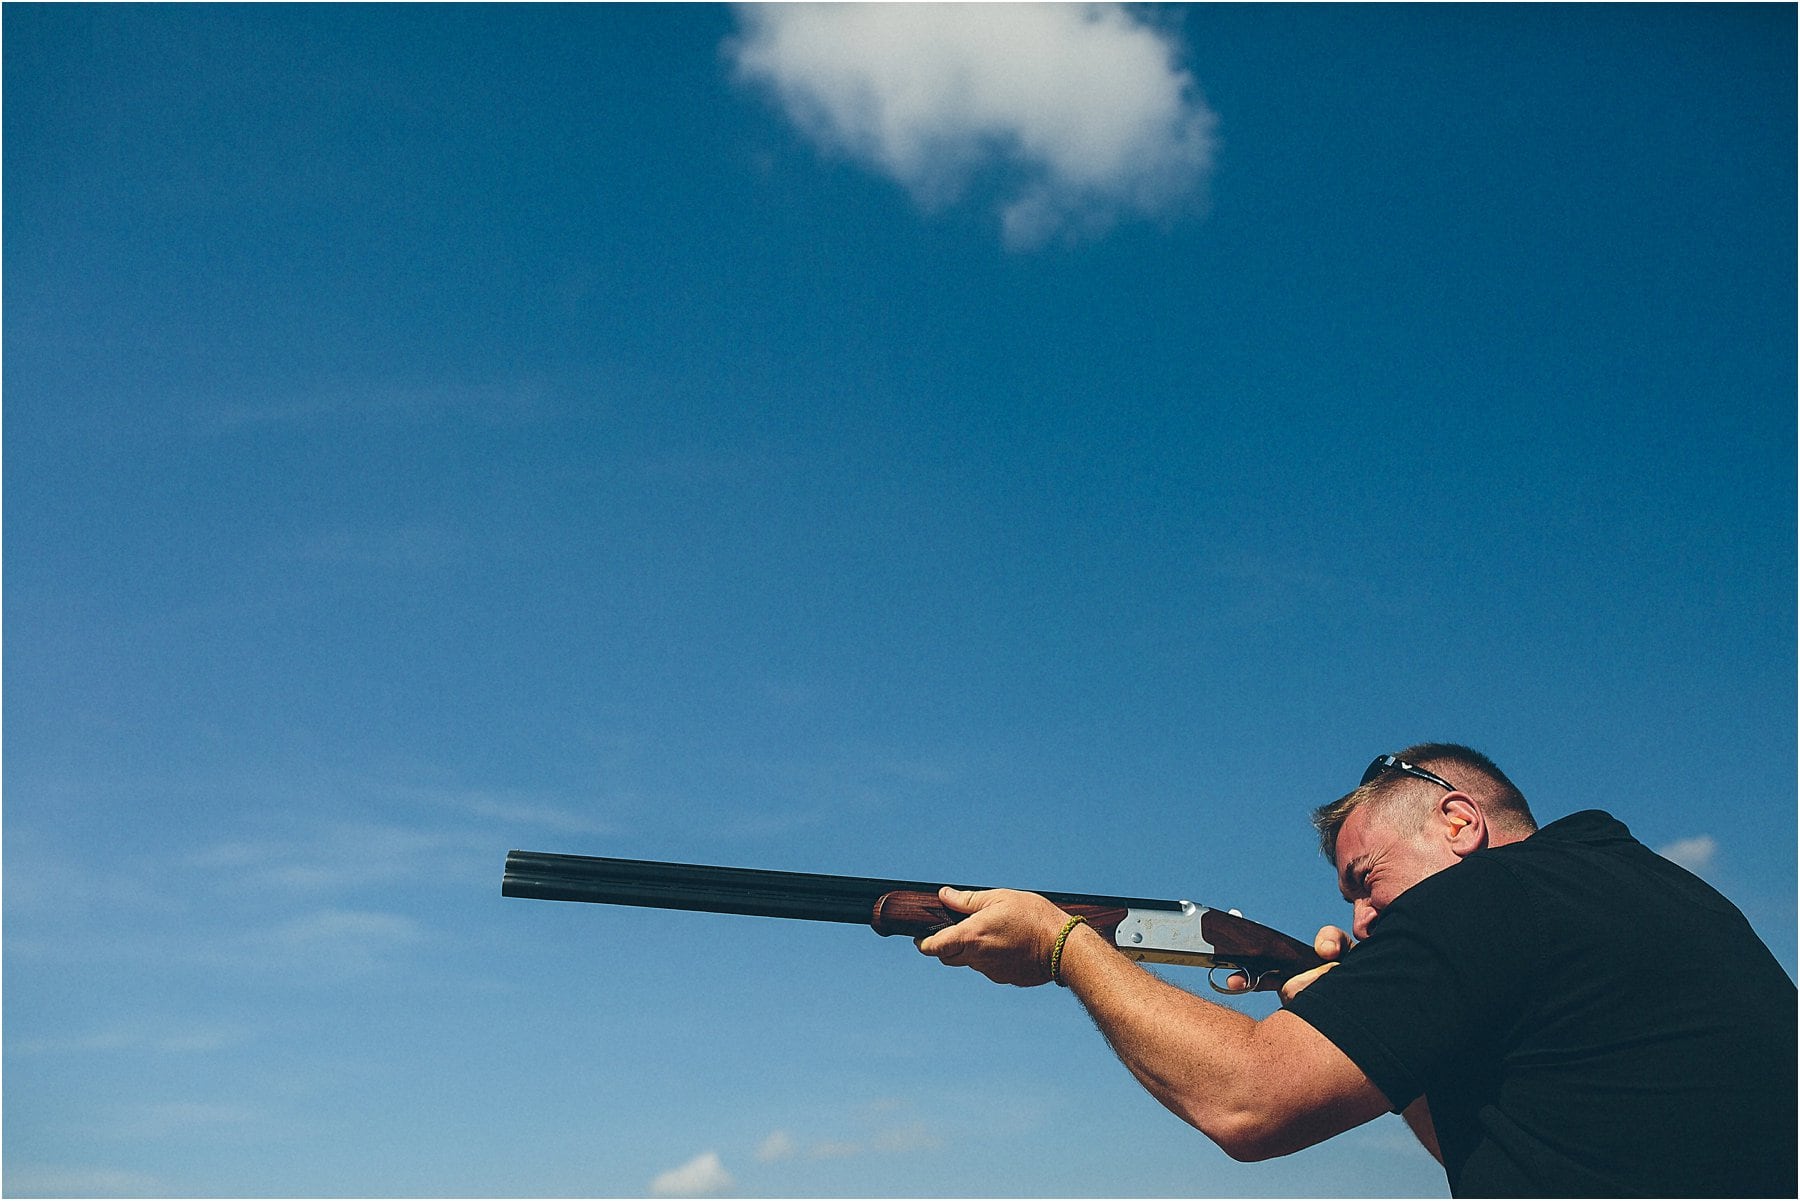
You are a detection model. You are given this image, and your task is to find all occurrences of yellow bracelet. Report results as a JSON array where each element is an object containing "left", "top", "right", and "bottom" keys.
[{"left": 1049, "top": 914, "right": 1089, "bottom": 985}]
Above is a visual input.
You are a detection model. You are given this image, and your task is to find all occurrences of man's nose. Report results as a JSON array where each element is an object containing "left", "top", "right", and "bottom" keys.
[{"left": 1352, "top": 899, "right": 1379, "bottom": 941}]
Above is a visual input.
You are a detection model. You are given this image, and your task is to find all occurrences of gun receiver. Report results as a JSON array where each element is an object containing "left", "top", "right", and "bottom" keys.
[{"left": 502, "top": 850, "right": 1322, "bottom": 993}]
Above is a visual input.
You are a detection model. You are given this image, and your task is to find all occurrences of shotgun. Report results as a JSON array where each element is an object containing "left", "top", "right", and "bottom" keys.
[{"left": 501, "top": 850, "right": 1323, "bottom": 993}]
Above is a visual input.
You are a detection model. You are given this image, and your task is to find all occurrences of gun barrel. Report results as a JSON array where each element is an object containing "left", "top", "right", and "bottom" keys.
[{"left": 501, "top": 850, "right": 1181, "bottom": 925}]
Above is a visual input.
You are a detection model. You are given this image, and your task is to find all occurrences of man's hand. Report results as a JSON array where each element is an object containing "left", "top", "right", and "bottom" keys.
[
  {"left": 1279, "top": 925, "right": 1352, "bottom": 1004},
  {"left": 915, "top": 886, "right": 1071, "bottom": 987}
]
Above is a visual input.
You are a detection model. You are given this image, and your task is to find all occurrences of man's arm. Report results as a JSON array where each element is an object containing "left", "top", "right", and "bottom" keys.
[{"left": 919, "top": 888, "right": 1393, "bottom": 1162}]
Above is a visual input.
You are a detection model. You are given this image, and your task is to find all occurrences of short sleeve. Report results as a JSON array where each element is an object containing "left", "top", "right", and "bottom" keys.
[{"left": 1283, "top": 858, "right": 1531, "bottom": 1111}]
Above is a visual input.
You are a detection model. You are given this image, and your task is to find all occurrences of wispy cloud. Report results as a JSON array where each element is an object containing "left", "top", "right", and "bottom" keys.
[
  {"left": 185, "top": 793, "right": 608, "bottom": 900},
  {"left": 1193, "top": 551, "right": 1400, "bottom": 631},
  {"left": 7, "top": 903, "right": 429, "bottom": 982},
  {"left": 283, "top": 523, "right": 475, "bottom": 574},
  {"left": 750, "top": 1103, "right": 944, "bottom": 1168},
  {"left": 370, "top": 780, "right": 620, "bottom": 840},
  {"left": 654, "top": 1112, "right": 941, "bottom": 1199},
  {"left": 12, "top": 783, "right": 606, "bottom": 986},
  {"left": 193, "top": 376, "right": 552, "bottom": 435},
  {"left": 450, "top": 792, "right": 615, "bottom": 837},
  {"left": 5, "top": 833, "right": 189, "bottom": 920},
  {"left": 868, "top": 1120, "right": 941, "bottom": 1154},
  {"left": 113, "top": 1101, "right": 258, "bottom": 1140},
  {"left": 731, "top": 4, "right": 1216, "bottom": 248},
  {"left": 5, "top": 1163, "right": 164, "bottom": 1198},
  {"left": 1659, "top": 835, "right": 1719, "bottom": 874},
  {"left": 794, "top": 1119, "right": 941, "bottom": 1160},
  {"left": 11, "top": 1023, "right": 253, "bottom": 1057},
  {"left": 256, "top": 907, "right": 424, "bottom": 975},
  {"left": 649, "top": 1150, "right": 735, "bottom": 1197},
  {"left": 184, "top": 819, "right": 490, "bottom": 895},
  {"left": 753, "top": 1130, "right": 796, "bottom": 1163},
  {"left": 271, "top": 907, "right": 421, "bottom": 948}
]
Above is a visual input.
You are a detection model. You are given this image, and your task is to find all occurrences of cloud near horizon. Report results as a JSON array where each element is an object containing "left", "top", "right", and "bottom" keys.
[
  {"left": 649, "top": 1151, "right": 735, "bottom": 1197},
  {"left": 730, "top": 3, "right": 1217, "bottom": 248}
]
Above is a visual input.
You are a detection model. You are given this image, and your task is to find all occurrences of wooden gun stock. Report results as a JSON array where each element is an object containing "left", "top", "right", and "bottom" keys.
[{"left": 1199, "top": 907, "right": 1324, "bottom": 991}]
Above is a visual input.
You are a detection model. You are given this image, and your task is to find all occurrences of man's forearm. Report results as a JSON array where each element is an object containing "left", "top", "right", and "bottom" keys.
[
  {"left": 1057, "top": 921, "right": 1388, "bottom": 1161},
  {"left": 914, "top": 887, "right": 1392, "bottom": 1161},
  {"left": 1056, "top": 921, "right": 1276, "bottom": 1155}
]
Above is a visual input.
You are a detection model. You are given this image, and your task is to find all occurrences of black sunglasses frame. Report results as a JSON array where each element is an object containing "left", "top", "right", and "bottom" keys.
[{"left": 1361, "top": 754, "right": 1457, "bottom": 793}]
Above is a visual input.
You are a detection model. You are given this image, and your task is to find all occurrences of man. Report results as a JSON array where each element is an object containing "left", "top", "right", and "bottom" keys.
[{"left": 917, "top": 743, "right": 1797, "bottom": 1197}]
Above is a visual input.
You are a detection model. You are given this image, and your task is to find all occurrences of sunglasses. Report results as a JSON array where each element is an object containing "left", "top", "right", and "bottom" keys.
[{"left": 1361, "top": 754, "right": 1456, "bottom": 792}]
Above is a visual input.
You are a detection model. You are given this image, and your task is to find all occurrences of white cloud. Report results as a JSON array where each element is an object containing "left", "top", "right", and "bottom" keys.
[
  {"left": 649, "top": 1151, "right": 735, "bottom": 1197},
  {"left": 1659, "top": 835, "right": 1719, "bottom": 873},
  {"left": 731, "top": 3, "right": 1216, "bottom": 248},
  {"left": 754, "top": 1130, "right": 797, "bottom": 1163}
]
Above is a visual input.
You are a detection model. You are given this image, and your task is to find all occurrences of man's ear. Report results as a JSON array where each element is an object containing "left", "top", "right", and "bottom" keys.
[{"left": 1440, "top": 794, "right": 1485, "bottom": 857}]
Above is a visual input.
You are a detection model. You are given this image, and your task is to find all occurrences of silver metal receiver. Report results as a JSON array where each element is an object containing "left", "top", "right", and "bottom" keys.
[
  {"left": 1112, "top": 902, "right": 1268, "bottom": 994},
  {"left": 1111, "top": 901, "right": 1219, "bottom": 968}
]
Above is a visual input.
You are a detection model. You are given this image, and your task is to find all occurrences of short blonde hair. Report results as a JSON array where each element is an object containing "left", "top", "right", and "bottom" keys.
[{"left": 1312, "top": 743, "right": 1536, "bottom": 860}]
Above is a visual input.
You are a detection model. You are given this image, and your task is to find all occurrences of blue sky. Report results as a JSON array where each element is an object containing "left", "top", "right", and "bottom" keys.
[{"left": 4, "top": 4, "right": 1793, "bottom": 1197}]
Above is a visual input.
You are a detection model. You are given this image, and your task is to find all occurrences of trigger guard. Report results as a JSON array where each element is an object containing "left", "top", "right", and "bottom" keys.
[{"left": 1207, "top": 966, "right": 1275, "bottom": 995}]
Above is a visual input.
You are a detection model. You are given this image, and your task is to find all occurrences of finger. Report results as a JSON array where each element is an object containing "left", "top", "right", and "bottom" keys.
[
  {"left": 917, "top": 926, "right": 961, "bottom": 957},
  {"left": 920, "top": 913, "right": 984, "bottom": 957}
]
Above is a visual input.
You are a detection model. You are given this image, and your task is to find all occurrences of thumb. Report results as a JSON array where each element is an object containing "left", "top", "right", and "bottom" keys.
[
  {"left": 1314, "top": 925, "right": 1353, "bottom": 960},
  {"left": 938, "top": 885, "right": 990, "bottom": 914}
]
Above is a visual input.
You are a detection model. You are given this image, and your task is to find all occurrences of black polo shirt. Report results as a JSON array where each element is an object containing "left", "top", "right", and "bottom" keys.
[{"left": 1285, "top": 810, "right": 1796, "bottom": 1197}]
